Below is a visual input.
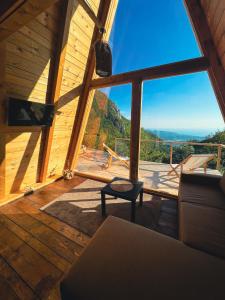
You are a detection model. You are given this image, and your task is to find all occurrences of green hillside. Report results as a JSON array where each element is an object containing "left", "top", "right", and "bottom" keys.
[
  {"left": 196, "top": 130, "right": 225, "bottom": 171},
  {"left": 83, "top": 90, "right": 156, "bottom": 153},
  {"left": 202, "top": 130, "right": 225, "bottom": 144}
]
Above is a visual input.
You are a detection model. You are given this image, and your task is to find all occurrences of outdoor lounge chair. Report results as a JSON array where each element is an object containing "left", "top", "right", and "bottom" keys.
[
  {"left": 168, "top": 154, "right": 215, "bottom": 177},
  {"left": 80, "top": 144, "right": 87, "bottom": 154},
  {"left": 103, "top": 143, "right": 129, "bottom": 169}
]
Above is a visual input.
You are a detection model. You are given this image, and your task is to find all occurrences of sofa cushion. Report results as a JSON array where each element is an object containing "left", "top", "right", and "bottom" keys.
[
  {"left": 61, "top": 216, "right": 225, "bottom": 300},
  {"left": 179, "top": 180, "right": 225, "bottom": 210},
  {"left": 180, "top": 172, "right": 222, "bottom": 186},
  {"left": 220, "top": 172, "right": 225, "bottom": 194},
  {"left": 180, "top": 202, "right": 225, "bottom": 259}
]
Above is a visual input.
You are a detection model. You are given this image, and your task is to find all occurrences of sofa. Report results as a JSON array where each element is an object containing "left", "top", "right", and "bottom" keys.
[
  {"left": 179, "top": 172, "right": 225, "bottom": 259},
  {"left": 60, "top": 216, "right": 225, "bottom": 300}
]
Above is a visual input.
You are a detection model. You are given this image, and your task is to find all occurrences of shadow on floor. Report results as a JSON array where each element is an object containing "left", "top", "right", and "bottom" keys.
[{"left": 41, "top": 180, "right": 178, "bottom": 238}]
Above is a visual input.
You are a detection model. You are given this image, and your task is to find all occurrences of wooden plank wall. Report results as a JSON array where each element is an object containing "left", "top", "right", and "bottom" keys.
[
  {"left": 200, "top": 0, "right": 225, "bottom": 70},
  {"left": 0, "top": 42, "right": 6, "bottom": 199},
  {"left": 0, "top": 0, "right": 117, "bottom": 202},
  {"left": 47, "top": 0, "right": 100, "bottom": 176},
  {"left": 2, "top": 1, "right": 63, "bottom": 196}
]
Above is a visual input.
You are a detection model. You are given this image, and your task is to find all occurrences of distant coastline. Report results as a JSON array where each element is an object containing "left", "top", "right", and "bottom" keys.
[
  {"left": 147, "top": 128, "right": 225, "bottom": 141},
  {"left": 147, "top": 129, "right": 213, "bottom": 141},
  {"left": 149, "top": 128, "right": 219, "bottom": 136}
]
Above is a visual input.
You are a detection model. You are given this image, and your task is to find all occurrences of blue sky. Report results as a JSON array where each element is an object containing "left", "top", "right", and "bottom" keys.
[{"left": 100, "top": 0, "right": 224, "bottom": 135}]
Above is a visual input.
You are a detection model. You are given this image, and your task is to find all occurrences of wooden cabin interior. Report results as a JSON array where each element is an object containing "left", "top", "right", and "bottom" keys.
[{"left": 0, "top": 0, "right": 225, "bottom": 299}]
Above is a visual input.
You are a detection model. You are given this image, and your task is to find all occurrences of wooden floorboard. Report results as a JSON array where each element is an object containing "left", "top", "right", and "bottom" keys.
[
  {"left": 0, "top": 272, "right": 20, "bottom": 300},
  {"left": 0, "top": 204, "right": 80, "bottom": 263},
  {"left": 0, "top": 257, "right": 35, "bottom": 300},
  {"left": 0, "top": 214, "right": 70, "bottom": 273},
  {"left": 1, "top": 204, "right": 83, "bottom": 263},
  {"left": 16, "top": 196, "right": 89, "bottom": 247},
  {"left": 0, "top": 225, "right": 62, "bottom": 298},
  {"left": 0, "top": 176, "right": 90, "bottom": 299}
]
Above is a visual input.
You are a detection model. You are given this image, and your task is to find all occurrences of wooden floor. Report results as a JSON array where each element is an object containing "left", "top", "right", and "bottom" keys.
[
  {"left": 0, "top": 176, "right": 90, "bottom": 300},
  {"left": 76, "top": 149, "right": 221, "bottom": 197},
  {"left": 0, "top": 174, "right": 180, "bottom": 299}
]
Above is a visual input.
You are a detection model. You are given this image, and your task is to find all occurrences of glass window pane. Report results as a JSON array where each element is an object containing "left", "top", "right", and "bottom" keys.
[
  {"left": 109, "top": 0, "right": 201, "bottom": 74},
  {"left": 139, "top": 72, "right": 224, "bottom": 196},
  {"left": 76, "top": 85, "right": 132, "bottom": 180}
]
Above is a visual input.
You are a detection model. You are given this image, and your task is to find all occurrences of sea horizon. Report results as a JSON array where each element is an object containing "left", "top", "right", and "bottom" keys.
[{"left": 147, "top": 128, "right": 224, "bottom": 138}]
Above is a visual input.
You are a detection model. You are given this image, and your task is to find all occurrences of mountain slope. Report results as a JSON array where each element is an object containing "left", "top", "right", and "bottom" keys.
[{"left": 83, "top": 90, "right": 156, "bottom": 150}]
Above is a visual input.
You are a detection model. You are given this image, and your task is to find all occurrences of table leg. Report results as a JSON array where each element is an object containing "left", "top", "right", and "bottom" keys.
[
  {"left": 101, "top": 192, "right": 106, "bottom": 217},
  {"left": 131, "top": 199, "right": 136, "bottom": 222},
  {"left": 139, "top": 190, "right": 143, "bottom": 207}
]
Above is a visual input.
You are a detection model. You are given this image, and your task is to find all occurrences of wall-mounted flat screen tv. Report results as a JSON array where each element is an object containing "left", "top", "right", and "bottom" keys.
[{"left": 7, "top": 98, "right": 55, "bottom": 126}]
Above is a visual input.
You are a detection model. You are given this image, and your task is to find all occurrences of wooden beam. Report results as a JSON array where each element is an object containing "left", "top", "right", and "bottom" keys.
[
  {"left": 0, "top": 0, "right": 59, "bottom": 41},
  {"left": 184, "top": 0, "right": 225, "bottom": 120},
  {"left": 0, "top": 0, "right": 25, "bottom": 23},
  {"left": 0, "top": 133, "right": 6, "bottom": 201},
  {"left": 66, "top": 0, "right": 113, "bottom": 170},
  {"left": 39, "top": 0, "right": 74, "bottom": 183},
  {"left": 129, "top": 80, "right": 142, "bottom": 182},
  {"left": 0, "top": 42, "right": 6, "bottom": 200},
  {"left": 90, "top": 57, "right": 210, "bottom": 89},
  {"left": 216, "top": 144, "right": 222, "bottom": 170},
  {"left": 77, "top": 0, "right": 104, "bottom": 29}
]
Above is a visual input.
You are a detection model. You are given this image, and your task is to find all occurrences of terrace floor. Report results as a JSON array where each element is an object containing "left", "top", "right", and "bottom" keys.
[{"left": 76, "top": 148, "right": 221, "bottom": 197}]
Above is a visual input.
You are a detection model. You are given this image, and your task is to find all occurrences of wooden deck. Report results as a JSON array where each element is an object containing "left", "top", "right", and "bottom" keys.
[
  {"left": 0, "top": 176, "right": 90, "bottom": 300},
  {"left": 76, "top": 149, "right": 221, "bottom": 197}
]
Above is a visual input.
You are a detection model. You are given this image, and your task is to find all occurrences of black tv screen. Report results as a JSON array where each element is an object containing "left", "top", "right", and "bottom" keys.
[{"left": 7, "top": 98, "right": 55, "bottom": 126}]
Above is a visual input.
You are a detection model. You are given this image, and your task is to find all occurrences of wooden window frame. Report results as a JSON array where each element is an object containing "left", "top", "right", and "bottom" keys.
[
  {"left": 69, "top": 56, "right": 209, "bottom": 183},
  {"left": 68, "top": 0, "right": 225, "bottom": 184}
]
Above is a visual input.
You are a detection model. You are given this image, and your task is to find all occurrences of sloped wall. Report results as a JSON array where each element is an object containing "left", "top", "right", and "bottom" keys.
[
  {"left": 47, "top": 0, "right": 100, "bottom": 176},
  {"left": 0, "top": 42, "right": 6, "bottom": 199},
  {"left": 3, "top": 2, "right": 62, "bottom": 195},
  {"left": 0, "top": 0, "right": 117, "bottom": 201}
]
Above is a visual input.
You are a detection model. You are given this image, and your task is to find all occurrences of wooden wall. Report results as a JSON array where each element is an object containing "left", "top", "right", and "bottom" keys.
[
  {"left": 0, "top": 0, "right": 117, "bottom": 202},
  {"left": 47, "top": 0, "right": 100, "bottom": 177},
  {"left": 0, "top": 42, "right": 6, "bottom": 199},
  {"left": 1, "top": 2, "right": 62, "bottom": 196},
  {"left": 200, "top": 0, "right": 225, "bottom": 70}
]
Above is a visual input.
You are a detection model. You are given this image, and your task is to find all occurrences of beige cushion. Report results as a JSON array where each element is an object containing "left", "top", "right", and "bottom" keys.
[
  {"left": 180, "top": 202, "right": 225, "bottom": 259},
  {"left": 220, "top": 172, "right": 225, "bottom": 194},
  {"left": 179, "top": 180, "right": 225, "bottom": 210},
  {"left": 180, "top": 172, "right": 221, "bottom": 186},
  {"left": 61, "top": 216, "right": 225, "bottom": 300}
]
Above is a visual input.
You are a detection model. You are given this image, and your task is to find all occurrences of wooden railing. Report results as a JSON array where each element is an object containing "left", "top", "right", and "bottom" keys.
[{"left": 115, "top": 138, "right": 225, "bottom": 171}]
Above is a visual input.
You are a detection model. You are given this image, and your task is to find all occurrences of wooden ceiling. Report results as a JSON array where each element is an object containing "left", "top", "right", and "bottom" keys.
[
  {"left": 0, "top": 0, "right": 25, "bottom": 22},
  {"left": 0, "top": 0, "right": 60, "bottom": 40}
]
